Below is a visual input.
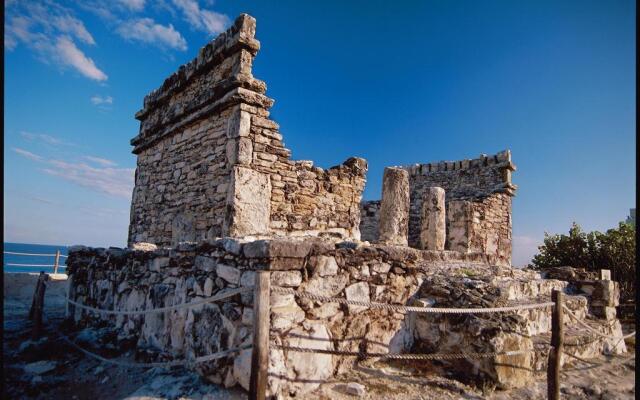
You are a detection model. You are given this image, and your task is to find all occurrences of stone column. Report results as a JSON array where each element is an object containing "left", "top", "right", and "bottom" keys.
[
  {"left": 378, "top": 167, "right": 409, "bottom": 245},
  {"left": 419, "top": 187, "right": 446, "bottom": 250}
]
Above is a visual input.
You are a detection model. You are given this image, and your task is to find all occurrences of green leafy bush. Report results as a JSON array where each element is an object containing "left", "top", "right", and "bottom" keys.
[{"left": 530, "top": 222, "right": 636, "bottom": 302}]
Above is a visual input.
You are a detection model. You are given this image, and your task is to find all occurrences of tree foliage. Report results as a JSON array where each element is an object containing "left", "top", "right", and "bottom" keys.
[{"left": 531, "top": 222, "right": 636, "bottom": 302}]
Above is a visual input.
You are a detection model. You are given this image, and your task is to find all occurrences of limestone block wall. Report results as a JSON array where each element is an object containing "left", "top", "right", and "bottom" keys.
[
  {"left": 360, "top": 151, "right": 516, "bottom": 264},
  {"left": 447, "top": 193, "right": 512, "bottom": 262},
  {"left": 67, "top": 240, "right": 505, "bottom": 396},
  {"left": 402, "top": 150, "right": 517, "bottom": 253},
  {"left": 128, "top": 13, "right": 367, "bottom": 246},
  {"left": 129, "top": 14, "right": 264, "bottom": 246}
]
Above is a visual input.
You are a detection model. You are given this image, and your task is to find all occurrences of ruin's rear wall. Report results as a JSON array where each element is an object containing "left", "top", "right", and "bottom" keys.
[{"left": 403, "top": 151, "right": 516, "bottom": 249}]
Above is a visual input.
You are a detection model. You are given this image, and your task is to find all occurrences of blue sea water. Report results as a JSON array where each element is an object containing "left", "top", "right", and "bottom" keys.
[{"left": 3, "top": 242, "right": 69, "bottom": 274}]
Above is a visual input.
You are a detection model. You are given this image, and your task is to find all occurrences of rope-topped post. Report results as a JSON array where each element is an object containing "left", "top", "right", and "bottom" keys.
[
  {"left": 53, "top": 250, "right": 61, "bottom": 274},
  {"left": 547, "top": 289, "right": 564, "bottom": 400},
  {"left": 249, "top": 271, "right": 270, "bottom": 400}
]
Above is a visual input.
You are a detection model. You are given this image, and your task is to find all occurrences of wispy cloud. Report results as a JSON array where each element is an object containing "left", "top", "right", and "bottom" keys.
[
  {"left": 20, "top": 131, "right": 66, "bottom": 146},
  {"left": 12, "top": 147, "right": 44, "bottom": 162},
  {"left": 90, "top": 95, "right": 114, "bottom": 106},
  {"left": 5, "top": 1, "right": 107, "bottom": 82},
  {"left": 12, "top": 146, "right": 133, "bottom": 199},
  {"left": 55, "top": 36, "right": 108, "bottom": 81},
  {"left": 29, "top": 196, "right": 57, "bottom": 205},
  {"left": 116, "top": 18, "right": 187, "bottom": 50},
  {"left": 42, "top": 160, "right": 134, "bottom": 198},
  {"left": 171, "top": 0, "right": 229, "bottom": 35},
  {"left": 84, "top": 155, "right": 118, "bottom": 167},
  {"left": 118, "top": 0, "right": 146, "bottom": 12}
]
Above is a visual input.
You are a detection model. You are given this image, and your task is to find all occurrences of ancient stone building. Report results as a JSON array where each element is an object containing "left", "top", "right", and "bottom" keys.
[
  {"left": 66, "top": 13, "right": 627, "bottom": 398},
  {"left": 127, "top": 12, "right": 517, "bottom": 266},
  {"left": 128, "top": 14, "right": 366, "bottom": 247},
  {"left": 360, "top": 151, "right": 517, "bottom": 264}
]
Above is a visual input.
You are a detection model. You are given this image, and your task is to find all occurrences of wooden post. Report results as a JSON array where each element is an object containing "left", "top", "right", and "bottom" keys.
[
  {"left": 547, "top": 289, "right": 564, "bottom": 400},
  {"left": 249, "top": 271, "right": 270, "bottom": 400},
  {"left": 53, "top": 250, "right": 61, "bottom": 274},
  {"left": 30, "top": 272, "right": 48, "bottom": 340}
]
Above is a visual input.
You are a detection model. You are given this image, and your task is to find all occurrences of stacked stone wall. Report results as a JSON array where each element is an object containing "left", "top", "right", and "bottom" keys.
[
  {"left": 129, "top": 14, "right": 366, "bottom": 245},
  {"left": 66, "top": 240, "right": 505, "bottom": 396},
  {"left": 447, "top": 193, "right": 512, "bottom": 262},
  {"left": 129, "top": 15, "right": 264, "bottom": 246},
  {"left": 403, "top": 150, "right": 517, "bottom": 250}
]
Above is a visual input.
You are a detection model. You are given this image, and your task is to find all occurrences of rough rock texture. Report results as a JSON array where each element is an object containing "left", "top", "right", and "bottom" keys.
[
  {"left": 359, "top": 151, "right": 516, "bottom": 265},
  {"left": 128, "top": 14, "right": 367, "bottom": 246},
  {"left": 419, "top": 187, "right": 446, "bottom": 250},
  {"left": 413, "top": 268, "right": 627, "bottom": 389},
  {"left": 67, "top": 239, "right": 513, "bottom": 396},
  {"left": 403, "top": 151, "right": 516, "bottom": 263},
  {"left": 378, "top": 167, "right": 410, "bottom": 245}
]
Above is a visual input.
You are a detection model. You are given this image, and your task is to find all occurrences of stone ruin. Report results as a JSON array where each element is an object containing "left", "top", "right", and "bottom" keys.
[{"left": 67, "top": 14, "right": 627, "bottom": 397}]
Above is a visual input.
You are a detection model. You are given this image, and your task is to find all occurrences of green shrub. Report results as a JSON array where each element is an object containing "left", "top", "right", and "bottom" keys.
[{"left": 530, "top": 222, "right": 636, "bottom": 302}]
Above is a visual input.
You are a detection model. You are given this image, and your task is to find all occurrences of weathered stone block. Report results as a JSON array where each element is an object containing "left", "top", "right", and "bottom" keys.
[
  {"left": 216, "top": 264, "right": 241, "bottom": 285},
  {"left": 419, "top": 187, "right": 446, "bottom": 250},
  {"left": 271, "top": 271, "right": 302, "bottom": 287},
  {"left": 225, "top": 166, "right": 271, "bottom": 236},
  {"left": 344, "top": 282, "right": 370, "bottom": 314},
  {"left": 378, "top": 167, "right": 409, "bottom": 245}
]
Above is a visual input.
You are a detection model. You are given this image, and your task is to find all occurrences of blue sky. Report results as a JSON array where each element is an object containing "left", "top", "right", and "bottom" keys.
[{"left": 4, "top": 0, "right": 635, "bottom": 265}]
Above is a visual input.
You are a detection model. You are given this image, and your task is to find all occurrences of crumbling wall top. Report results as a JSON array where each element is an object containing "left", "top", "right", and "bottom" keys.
[{"left": 402, "top": 149, "right": 517, "bottom": 199}]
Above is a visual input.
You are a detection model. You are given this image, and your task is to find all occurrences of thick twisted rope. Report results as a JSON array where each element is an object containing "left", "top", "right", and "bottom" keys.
[
  {"left": 67, "top": 287, "right": 251, "bottom": 316},
  {"left": 58, "top": 332, "right": 251, "bottom": 368},
  {"left": 273, "top": 287, "right": 554, "bottom": 314},
  {"left": 275, "top": 345, "right": 530, "bottom": 360},
  {"left": 562, "top": 305, "right": 636, "bottom": 341}
]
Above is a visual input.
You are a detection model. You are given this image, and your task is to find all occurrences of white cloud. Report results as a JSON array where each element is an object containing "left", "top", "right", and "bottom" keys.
[
  {"left": 5, "top": 1, "right": 107, "bottom": 82},
  {"left": 11, "top": 145, "right": 133, "bottom": 198},
  {"left": 30, "top": 197, "right": 57, "bottom": 205},
  {"left": 512, "top": 235, "right": 542, "bottom": 267},
  {"left": 12, "top": 147, "right": 44, "bottom": 162},
  {"left": 118, "top": 0, "right": 146, "bottom": 12},
  {"left": 90, "top": 95, "right": 114, "bottom": 106},
  {"left": 55, "top": 36, "right": 108, "bottom": 81},
  {"left": 43, "top": 160, "right": 134, "bottom": 198},
  {"left": 52, "top": 14, "right": 96, "bottom": 45},
  {"left": 116, "top": 18, "right": 187, "bottom": 50},
  {"left": 171, "top": 0, "right": 230, "bottom": 35},
  {"left": 20, "top": 131, "right": 66, "bottom": 145},
  {"left": 84, "top": 155, "right": 118, "bottom": 167}
]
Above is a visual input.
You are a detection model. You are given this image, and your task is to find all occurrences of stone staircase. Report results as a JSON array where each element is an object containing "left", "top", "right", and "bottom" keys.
[{"left": 408, "top": 268, "right": 627, "bottom": 389}]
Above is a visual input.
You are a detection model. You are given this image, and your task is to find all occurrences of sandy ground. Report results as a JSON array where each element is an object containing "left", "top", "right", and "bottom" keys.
[{"left": 3, "top": 274, "right": 635, "bottom": 400}]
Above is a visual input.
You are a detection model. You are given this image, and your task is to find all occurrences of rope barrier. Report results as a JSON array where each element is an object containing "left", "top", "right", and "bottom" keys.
[
  {"left": 275, "top": 345, "right": 531, "bottom": 360},
  {"left": 5, "top": 263, "right": 58, "bottom": 267},
  {"left": 3, "top": 251, "right": 63, "bottom": 257},
  {"left": 273, "top": 287, "right": 555, "bottom": 314},
  {"left": 562, "top": 305, "right": 636, "bottom": 341},
  {"left": 67, "top": 286, "right": 251, "bottom": 315},
  {"left": 58, "top": 332, "right": 251, "bottom": 368}
]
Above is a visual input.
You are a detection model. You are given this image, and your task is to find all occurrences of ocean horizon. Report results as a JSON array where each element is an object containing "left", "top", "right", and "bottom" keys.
[{"left": 3, "top": 242, "right": 69, "bottom": 274}]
